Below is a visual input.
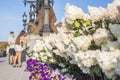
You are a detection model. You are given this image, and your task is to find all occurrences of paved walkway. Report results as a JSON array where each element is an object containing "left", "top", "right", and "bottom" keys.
[{"left": 0, "top": 57, "right": 30, "bottom": 80}]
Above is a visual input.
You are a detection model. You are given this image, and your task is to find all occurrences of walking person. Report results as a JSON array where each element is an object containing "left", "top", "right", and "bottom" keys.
[
  {"left": 8, "top": 31, "right": 16, "bottom": 65},
  {"left": 14, "top": 30, "right": 29, "bottom": 67}
]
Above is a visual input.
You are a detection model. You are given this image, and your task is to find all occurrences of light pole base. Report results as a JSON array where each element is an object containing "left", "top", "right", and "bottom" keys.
[{"left": 39, "top": 24, "right": 52, "bottom": 36}]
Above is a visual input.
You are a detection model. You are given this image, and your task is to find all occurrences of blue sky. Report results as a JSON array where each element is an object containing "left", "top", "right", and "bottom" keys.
[{"left": 0, "top": 0, "right": 113, "bottom": 41}]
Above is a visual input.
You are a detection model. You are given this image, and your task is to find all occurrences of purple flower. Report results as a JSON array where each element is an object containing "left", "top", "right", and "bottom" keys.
[{"left": 25, "top": 59, "right": 67, "bottom": 80}]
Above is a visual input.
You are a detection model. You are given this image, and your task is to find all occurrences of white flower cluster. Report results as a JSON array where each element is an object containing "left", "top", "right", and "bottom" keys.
[
  {"left": 65, "top": 3, "right": 84, "bottom": 24},
  {"left": 107, "top": 0, "right": 120, "bottom": 21},
  {"left": 64, "top": 0, "right": 120, "bottom": 26},
  {"left": 115, "top": 60, "right": 120, "bottom": 76},
  {"left": 71, "top": 49, "right": 120, "bottom": 77},
  {"left": 31, "top": 29, "right": 120, "bottom": 78},
  {"left": 33, "top": 40, "right": 45, "bottom": 52},
  {"left": 97, "top": 50, "right": 120, "bottom": 79},
  {"left": 30, "top": 1, "right": 120, "bottom": 79},
  {"left": 74, "top": 50, "right": 99, "bottom": 68},
  {"left": 106, "top": 40, "right": 120, "bottom": 51},
  {"left": 93, "top": 28, "right": 110, "bottom": 46},
  {"left": 88, "top": 6, "right": 106, "bottom": 21},
  {"left": 83, "top": 14, "right": 91, "bottom": 21},
  {"left": 72, "top": 35, "right": 93, "bottom": 50},
  {"left": 32, "top": 39, "right": 54, "bottom": 62},
  {"left": 51, "top": 69, "right": 73, "bottom": 80}
]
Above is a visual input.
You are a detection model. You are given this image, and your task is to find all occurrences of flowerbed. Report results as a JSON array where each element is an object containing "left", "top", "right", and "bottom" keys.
[
  {"left": 26, "top": 0, "right": 120, "bottom": 80},
  {"left": 25, "top": 58, "right": 72, "bottom": 80}
]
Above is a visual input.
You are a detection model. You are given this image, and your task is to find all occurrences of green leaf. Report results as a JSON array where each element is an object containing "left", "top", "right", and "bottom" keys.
[
  {"left": 89, "top": 65, "right": 102, "bottom": 78},
  {"left": 74, "top": 20, "right": 81, "bottom": 29},
  {"left": 105, "top": 19, "right": 111, "bottom": 27},
  {"left": 81, "top": 19, "right": 84, "bottom": 25},
  {"left": 74, "top": 30, "right": 80, "bottom": 37},
  {"left": 88, "top": 41, "right": 101, "bottom": 50},
  {"left": 85, "top": 20, "right": 92, "bottom": 26},
  {"left": 110, "top": 35, "right": 117, "bottom": 41},
  {"left": 88, "top": 29, "right": 96, "bottom": 35},
  {"left": 94, "top": 20, "right": 102, "bottom": 28},
  {"left": 94, "top": 66, "right": 101, "bottom": 77},
  {"left": 40, "top": 48, "right": 46, "bottom": 53}
]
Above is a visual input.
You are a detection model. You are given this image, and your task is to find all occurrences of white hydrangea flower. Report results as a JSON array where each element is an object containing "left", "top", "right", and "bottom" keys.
[
  {"left": 83, "top": 14, "right": 91, "bottom": 20},
  {"left": 53, "top": 49, "right": 68, "bottom": 58},
  {"left": 82, "top": 59, "right": 94, "bottom": 68},
  {"left": 54, "top": 40, "right": 66, "bottom": 53},
  {"left": 115, "top": 13, "right": 120, "bottom": 23},
  {"left": 97, "top": 51, "right": 117, "bottom": 71},
  {"left": 48, "top": 33, "right": 57, "bottom": 47},
  {"left": 73, "top": 50, "right": 99, "bottom": 68},
  {"left": 105, "top": 71, "right": 115, "bottom": 79},
  {"left": 83, "top": 50, "right": 99, "bottom": 67},
  {"left": 107, "top": 0, "right": 120, "bottom": 20},
  {"left": 93, "top": 28, "right": 110, "bottom": 46},
  {"left": 88, "top": 6, "right": 107, "bottom": 21},
  {"left": 51, "top": 69, "right": 61, "bottom": 77},
  {"left": 33, "top": 40, "right": 45, "bottom": 52},
  {"left": 44, "top": 37, "right": 53, "bottom": 50},
  {"left": 65, "top": 3, "right": 84, "bottom": 24},
  {"left": 57, "top": 32, "right": 73, "bottom": 46},
  {"left": 62, "top": 17, "right": 67, "bottom": 28},
  {"left": 38, "top": 52, "right": 48, "bottom": 62},
  {"left": 49, "top": 58, "right": 56, "bottom": 63},
  {"left": 113, "top": 50, "right": 120, "bottom": 60},
  {"left": 72, "top": 35, "right": 93, "bottom": 50},
  {"left": 57, "top": 26, "right": 67, "bottom": 33},
  {"left": 115, "top": 59, "right": 120, "bottom": 76},
  {"left": 45, "top": 50, "right": 52, "bottom": 57},
  {"left": 107, "top": 40, "right": 120, "bottom": 51},
  {"left": 97, "top": 50, "right": 120, "bottom": 78},
  {"left": 66, "top": 43, "right": 77, "bottom": 53},
  {"left": 33, "top": 52, "right": 39, "bottom": 59}
]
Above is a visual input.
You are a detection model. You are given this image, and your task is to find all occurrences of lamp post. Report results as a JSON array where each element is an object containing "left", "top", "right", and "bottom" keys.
[
  {"left": 42, "top": 0, "right": 51, "bottom": 35},
  {"left": 23, "top": 0, "right": 55, "bottom": 35},
  {"left": 50, "top": 0, "right": 54, "bottom": 7},
  {"left": 23, "top": 12, "right": 27, "bottom": 31},
  {"left": 29, "top": 3, "right": 35, "bottom": 22}
]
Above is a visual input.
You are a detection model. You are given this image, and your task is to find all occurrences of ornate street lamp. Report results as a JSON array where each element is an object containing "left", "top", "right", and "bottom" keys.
[
  {"left": 29, "top": 3, "right": 35, "bottom": 22},
  {"left": 30, "top": 3, "right": 35, "bottom": 13},
  {"left": 23, "top": 0, "right": 36, "bottom": 7},
  {"left": 23, "top": 12, "right": 27, "bottom": 30},
  {"left": 50, "top": 0, "right": 54, "bottom": 7},
  {"left": 23, "top": 0, "right": 56, "bottom": 35}
]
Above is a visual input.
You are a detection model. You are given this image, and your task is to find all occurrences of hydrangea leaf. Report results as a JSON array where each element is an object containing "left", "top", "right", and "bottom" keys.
[
  {"left": 74, "top": 30, "right": 80, "bottom": 37},
  {"left": 74, "top": 20, "right": 81, "bottom": 29},
  {"left": 85, "top": 20, "right": 92, "bottom": 26}
]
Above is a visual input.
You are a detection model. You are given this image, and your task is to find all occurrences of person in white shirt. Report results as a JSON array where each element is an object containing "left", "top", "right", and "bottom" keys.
[{"left": 8, "top": 31, "right": 15, "bottom": 65}]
